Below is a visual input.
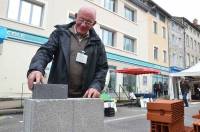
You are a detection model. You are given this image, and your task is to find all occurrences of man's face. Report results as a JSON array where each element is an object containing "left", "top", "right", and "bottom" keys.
[{"left": 75, "top": 11, "right": 96, "bottom": 35}]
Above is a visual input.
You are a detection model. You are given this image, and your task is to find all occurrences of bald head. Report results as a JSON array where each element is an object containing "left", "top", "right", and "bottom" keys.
[
  {"left": 75, "top": 6, "right": 97, "bottom": 35},
  {"left": 77, "top": 6, "right": 96, "bottom": 21}
]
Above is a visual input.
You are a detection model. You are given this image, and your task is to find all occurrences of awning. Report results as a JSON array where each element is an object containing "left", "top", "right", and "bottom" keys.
[
  {"left": 0, "top": 27, "right": 7, "bottom": 43},
  {"left": 115, "top": 67, "right": 160, "bottom": 75}
]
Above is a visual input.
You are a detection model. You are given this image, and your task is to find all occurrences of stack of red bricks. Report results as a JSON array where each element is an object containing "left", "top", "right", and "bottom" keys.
[
  {"left": 147, "top": 99, "right": 185, "bottom": 132},
  {"left": 192, "top": 110, "right": 200, "bottom": 132}
]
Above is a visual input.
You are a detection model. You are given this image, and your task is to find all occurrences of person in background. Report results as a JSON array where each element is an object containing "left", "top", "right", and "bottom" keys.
[
  {"left": 180, "top": 77, "right": 190, "bottom": 107},
  {"left": 163, "top": 82, "right": 168, "bottom": 96},
  {"left": 158, "top": 81, "right": 163, "bottom": 96},
  {"left": 27, "top": 6, "right": 108, "bottom": 98},
  {"left": 153, "top": 82, "right": 159, "bottom": 98}
]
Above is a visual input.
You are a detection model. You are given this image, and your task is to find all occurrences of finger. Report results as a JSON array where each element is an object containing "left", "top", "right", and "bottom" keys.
[
  {"left": 92, "top": 91, "right": 100, "bottom": 98},
  {"left": 35, "top": 73, "right": 42, "bottom": 84},
  {"left": 92, "top": 92, "right": 97, "bottom": 98},
  {"left": 28, "top": 79, "right": 33, "bottom": 90},
  {"left": 87, "top": 90, "right": 93, "bottom": 98},
  {"left": 41, "top": 76, "right": 45, "bottom": 84},
  {"left": 83, "top": 90, "right": 89, "bottom": 98},
  {"left": 28, "top": 74, "right": 35, "bottom": 90}
]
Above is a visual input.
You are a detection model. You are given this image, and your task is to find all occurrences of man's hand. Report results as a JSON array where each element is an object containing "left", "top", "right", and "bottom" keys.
[
  {"left": 83, "top": 88, "right": 100, "bottom": 98},
  {"left": 27, "top": 71, "right": 44, "bottom": 90}
]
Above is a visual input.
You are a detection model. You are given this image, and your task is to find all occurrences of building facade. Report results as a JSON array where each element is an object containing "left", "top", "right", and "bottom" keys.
[
  {"left": 0, "top": 0, "right": 171, "bottom": 98},
  {"left": 168, "top": 18, "right": 185, "bottom": 73},
  {"left": 175, "top": 17, "right": 200, "bottom": 68}
]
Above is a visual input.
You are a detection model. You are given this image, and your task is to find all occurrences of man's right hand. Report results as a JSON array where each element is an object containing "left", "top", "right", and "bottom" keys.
[{"left": 27, "top": 71, "right": 44, "bottom": 90}]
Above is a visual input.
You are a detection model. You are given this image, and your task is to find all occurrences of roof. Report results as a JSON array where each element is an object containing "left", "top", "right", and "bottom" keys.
[
  {"left": 145, "top": 0, "right": 172, "bottom": 18},
  {"left": 129, "top": 0, "right": 149, "bottom": 12},
  {"left": 174, "top": 17, "right": 200, "bottom": 33}
]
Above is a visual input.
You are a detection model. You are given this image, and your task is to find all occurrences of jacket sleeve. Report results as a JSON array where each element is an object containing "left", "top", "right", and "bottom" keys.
[
  {"left": 27, "top": 30, "right": 59, "bottom": 76},
  {"left": 89, "top": 42, "right": 108, "bottom": 92}
]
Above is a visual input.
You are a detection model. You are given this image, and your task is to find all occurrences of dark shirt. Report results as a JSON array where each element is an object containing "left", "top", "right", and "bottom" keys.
[
  {"left": 68, "top": 26, "right": 89, "bottom": 97},
  {"left": 180, "top": 80, "right": 190, "bottom": 94}
]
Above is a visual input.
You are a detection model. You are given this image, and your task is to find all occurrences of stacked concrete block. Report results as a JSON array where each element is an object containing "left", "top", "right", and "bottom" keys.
[
  {"left": 71, "top": 98, "right": 104, "bottom": 132},
  {"left": 24, "top": 99, "right": 74, "bottom": 132},
  {"left": 32, "top": 84, "right": 68, "bottom": 99},
  {"left": 24, "top": 98, "right": 104, "bottom": 132}
]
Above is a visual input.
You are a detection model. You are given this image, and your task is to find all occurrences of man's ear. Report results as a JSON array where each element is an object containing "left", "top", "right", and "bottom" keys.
[
  {"left": 75, "top": 13, "right": 77, "bottom": 19},
  {"left": 93, "top": 21, "right": 96, "bottom": 26}
]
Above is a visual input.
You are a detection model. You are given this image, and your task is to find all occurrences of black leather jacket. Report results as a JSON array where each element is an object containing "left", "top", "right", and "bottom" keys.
[{"left": 28, "top": 22, "right": 108, "bottom": 92}]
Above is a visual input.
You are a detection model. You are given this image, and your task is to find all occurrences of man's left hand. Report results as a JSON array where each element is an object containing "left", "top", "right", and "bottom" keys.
[{"left": 83, "top": 88, "right": 100, "bottom": 98}]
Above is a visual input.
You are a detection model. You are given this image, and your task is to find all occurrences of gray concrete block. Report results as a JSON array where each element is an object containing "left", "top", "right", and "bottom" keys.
[
  {"left": 71, "top": 98, "right": 104, "bottom": 132},
  {"left": 24, "top": 98, "right": 104, "bottom": 132},
  {"left": 24, "top": 99, "right": 73, "bottom": 132},
  {"left": 32, "top": 84, "right": 68, "bottom": 99}
]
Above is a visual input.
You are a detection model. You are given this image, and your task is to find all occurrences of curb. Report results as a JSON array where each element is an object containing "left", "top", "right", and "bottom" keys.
[{"left": 0, "top": 108, "right": 23, "bottom": 115}]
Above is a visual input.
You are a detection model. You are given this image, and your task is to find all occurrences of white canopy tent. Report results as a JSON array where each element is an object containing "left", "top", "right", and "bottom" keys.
[
  {"left": 170, "top": 62, "right": 200, "bottom": 77},
  {"left": 169, "top": 62, "right": 200, "bottom": 99}
]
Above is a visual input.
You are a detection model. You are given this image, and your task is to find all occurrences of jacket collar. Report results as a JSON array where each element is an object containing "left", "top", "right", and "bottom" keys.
[{"left": 54, "top": 22, "right": 101, "bottom": 42}]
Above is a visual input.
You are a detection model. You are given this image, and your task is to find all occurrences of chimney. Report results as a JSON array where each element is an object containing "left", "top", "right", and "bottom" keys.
[{"left": 193, "top": 18, "right": 198, "bottom": 26}]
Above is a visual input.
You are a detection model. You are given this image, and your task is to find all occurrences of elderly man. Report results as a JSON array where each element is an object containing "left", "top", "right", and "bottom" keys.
[{"left": 27, "top": 6, "right": 108, "bottom": 98}]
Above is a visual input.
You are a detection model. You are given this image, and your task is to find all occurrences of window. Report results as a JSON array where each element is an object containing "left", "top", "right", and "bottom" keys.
[
  {"left": 195, "top": 57, "right": 198, "bottom": 64},
  {"left": 194, "top": 40, "right": 197, "bottom": 50},
  {"left": 172, "top": 34, "right": 175, "bottom": 44},
  {"left": 190, "top": 27, "right": 192, "bottom": 32},
  {"left": 186, "top": 53, "right": 190, "bottom": 67},
  {"left": 7, "top": 0, "right": 44, "bottom": 27},
  {"left": 153, "top": 21, "right": 157, "bottom": 34},
  {"left": 198, "top": 42, "right": 200, "bottom": 52},
  {"left": 124, "top": 6, "right": 136, "bottom": 22},
  {"left": 171, "top": 22, "right": 174, "bottom": 28},
  {"left": 190, "top": 37, "right": 193, "bottom": 48},
  {"left": 101, "top": 0, "right": 116, "bottom": 12},
  {"left": 150, "top": 9, "right": 157, "bottom": 17},
  {"left": 123, "top": 74, "right": 136, "bottom": 92},
  {"left": 163, "top": 50, "right": 167, "bottom": 62},
  {"left": 179, "top": 56, "right": 183, "bottom": 67},
  {"left": 100, "top": 27, "right": 114, "bottom": 46},
  {"left": 162, "top": 27, "right": 166, "bottom": 38},
  {"left": 191, "top": 56, "right": 194, "bottom": 65},
  {"left": 124, "top": 36, "right": 136, "bottom": 53},
  {"left": 154, "top": 47, "right": 158, "bottom": 60},
  {"left": 186, "top": 35, "right": 189, "bottom": 46},
  {"left": 143, "top": 76, "right": 147, "bottom": 86},
  {"left": 172, "top": 53, "right": 176, "bottom": 66},
  {"left": 159, "top": 13, "right": 166, "bottom": 23},
  {"left": 178, "top": 38, "right": 181, "bottom": 43},
  {"left": 108, "top": 66, "right": 116, "bottom": 92}
]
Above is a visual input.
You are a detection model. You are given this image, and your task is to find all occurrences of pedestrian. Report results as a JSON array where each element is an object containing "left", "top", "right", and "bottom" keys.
[
  {"left": 153, "top": 82, "right": 159, "bottom": 98},
  {"left": 163, "top": 82, "right": 168, "bottom": 96},
  {"left": 180, "top": 77, "right": 190, "bottom": 107},
  {"left": 159, "top": 81, "right": 163, "bottom": 96},
  {"left": 27, "top": 6, "right": 108, "bottom": 98}
]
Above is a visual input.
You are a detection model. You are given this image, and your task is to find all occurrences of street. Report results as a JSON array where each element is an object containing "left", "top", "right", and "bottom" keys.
[{"left": 0, "top": 102, "right": 199, "bottom": 132}]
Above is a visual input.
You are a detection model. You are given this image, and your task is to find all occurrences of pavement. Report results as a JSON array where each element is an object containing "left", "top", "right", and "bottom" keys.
[{"left": 0, "top": 100, "right": 200, "bottom": 132}]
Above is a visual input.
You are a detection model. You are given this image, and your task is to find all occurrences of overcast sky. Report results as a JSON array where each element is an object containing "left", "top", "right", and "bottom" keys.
[{"left": 152, "top": 0, "right": 200, "bottom": 23}]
